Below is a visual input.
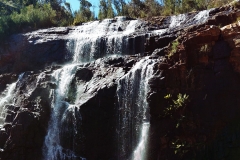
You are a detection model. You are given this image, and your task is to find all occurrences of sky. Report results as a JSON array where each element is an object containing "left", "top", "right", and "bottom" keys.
[{"left": 66, "top": 0, "right": 100, "bottom": 15}]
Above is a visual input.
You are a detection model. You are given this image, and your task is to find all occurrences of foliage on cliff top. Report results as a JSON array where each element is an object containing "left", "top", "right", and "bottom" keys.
[
  {"left": 0, "top": 0, "right": 73, "bottom": 42},
  {"left": 0, "top": 0, "right": 235, "bottom": 42},
  {"left": 97, "top": 0, "right": 233, "bottom": 20}
]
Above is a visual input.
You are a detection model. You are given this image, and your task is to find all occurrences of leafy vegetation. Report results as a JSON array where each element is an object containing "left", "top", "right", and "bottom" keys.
[
  {"left": 160, "top": 93, "right": 193, "bottom": 158},
  {"left": 0, "top": 0, "right": 73, "bottom": 41},
  {"left": 0, "top": 0, "right": 235, "bottom": 41},
  {"left": 167, "top": 39, "right": 179, "bottom": 59},
  {"left": 73, "top": 0, "right": 94, "bottom": 25},
  {"left": 161, "top": 93, "right": 189, "bottom": 117},
  {"left": 98, "top": 0, "right": 233, "bottom": 19},
  {"left": 162, "top": 0, "right": 232, "bottom": 15},
  {"left": 200, "top": 43, "right": 211, "bottom": 53}
]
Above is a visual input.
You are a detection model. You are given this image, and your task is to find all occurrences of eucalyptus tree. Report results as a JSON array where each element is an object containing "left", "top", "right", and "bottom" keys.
[
  {"left": 107, "top": 0, "right": 114, "bottom": 18},
  {"left": 98, "top": 0, "right": 107, "bottom": 20},
  {"left": 113, "top": 0, "right": 128, "bottom": 16}
]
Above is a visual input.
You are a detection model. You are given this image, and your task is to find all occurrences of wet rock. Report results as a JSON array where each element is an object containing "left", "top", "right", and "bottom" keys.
[
  {"left": 75, "top": 68, "right": 93, "bottom": 82},
  {"left": 118, "top": 27, "right": 123, "bottom": 31},
  {"left": 156, "top": 35, "right": 176, "bottom": 49},
  {"left": 0, "top": 131, "right": 8, "bottom": 148},
  {"left": 152, "top": 47, "right": 168, "bottom": 56},
  {"left": 0, "top": 4, "right": 239, "bottom": 160},
  {"left": 124, "top": 59, "right": 136, "bottom": 67},
  {"left": 0, "top": 74, "right": 18, "bottom": 93},
  {"left": 12, "top": 110, "right": 35, "bottom": 126},
  {"left": 104, "top": 56, "right": 124, "bottom": 65}
]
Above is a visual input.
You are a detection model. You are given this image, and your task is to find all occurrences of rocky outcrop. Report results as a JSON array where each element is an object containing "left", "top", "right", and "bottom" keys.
[
  {"left": 1, "top": 28, "right": 71, "bottom": 73},
  {"left": 146, "top": 7, "right": 240, "bottom": 159},
  {"left": 221, "top": 21, "right": 240, "bottom": 73},
  {"left": 65, "top": 55, "right": 139, "bottom": 159},
  {"left": 0, "top": 3, "right": 240, "bottom": 160},
  {"left": 0, "top": 55, "right": 139, "bottom": 160}
]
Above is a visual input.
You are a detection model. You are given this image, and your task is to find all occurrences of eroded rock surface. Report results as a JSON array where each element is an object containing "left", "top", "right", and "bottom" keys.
[{"left": 0, "top": 3, "right": 240, "bottom": 160}]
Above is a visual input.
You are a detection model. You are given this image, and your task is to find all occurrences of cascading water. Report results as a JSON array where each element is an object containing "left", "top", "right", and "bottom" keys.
[
  {"left": 153, "top": 8, "right": 213, "bottom": 35},
  {"left": 0, "top": 83, "right": 17, "bottom": 126},
  {"left": 42, "top": 10, "right": 216, "bottom": 160},
  {"left": 0, "top": 73, "right": 24, "bottom": 127},
  {"left": 67, "top": 18, "right": 145, "bottom": 63},
  {"left": 43, "top": 18, "right": 145, "bottom": 160},
  {"left": 43, "top": 64, "right": 83, "bottom": 160},
  {"left": 117, "top": 57, "right": 158, "bottom": 160}
]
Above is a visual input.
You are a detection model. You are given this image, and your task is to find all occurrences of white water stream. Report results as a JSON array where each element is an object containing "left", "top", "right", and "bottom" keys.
[
  {"left": 153, "top": 8, "right": 213, "bottom": 35},
  {"left": 43, "top": 9, "right": 213, "bottom": 159},
  {"left": 0, "top": 83, "right": 17, "bottom": 126},
  {"left": 117, "top": 57, "right": 157, "bottom": 160},
  {"left": 67, "top": 19, "right": 144, "bottom": 63},
  {"left": 43, "top": 18, "right": 142, "bottom": 160},
  {"left": 0, "top": 73, "right": 24, "bottom": 127}
]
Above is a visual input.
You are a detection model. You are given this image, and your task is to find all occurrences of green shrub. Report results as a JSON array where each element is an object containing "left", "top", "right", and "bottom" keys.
[
  {"left": 10, "top": 4, "right": 57, "bottom": 29},
  {"left": 161, "top": 93, "right": 189, "bottom": 117},
  {"left": 0, "top": 3, "right": 58, "bottom": 42},
  {"left": 167, "top": 39, "right": 179, "bottom": 59},
  {"left": 0, "top": 16, "right": 14, "bottom": 41}
]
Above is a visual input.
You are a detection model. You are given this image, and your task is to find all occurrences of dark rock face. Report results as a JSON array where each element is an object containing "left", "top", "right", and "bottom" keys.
[
  {"left": 0, "top": 74, "right": 18, "bottom": 92},
  {"left": 146, "top": 10, "right": 240, "bottom": 159},
  {"left": 0, "top": 70, "right": 52, "bottom": 160},
  {"left": 0, "top": 3, "right": 240, "bottom": 160},
  {"left": 0, "top": 28, "right": 71, "bottom": 73}
]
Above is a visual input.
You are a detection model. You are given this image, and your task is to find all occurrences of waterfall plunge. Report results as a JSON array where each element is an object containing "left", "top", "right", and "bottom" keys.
[
  {"left": 0, "top": 73, "right": 24, "bottom": 127},
  {"left": 43, "top": 65, "right": 81, "bottom": 160},
  {"left": 0, "top": 83, "right": 17, "bottom": 126},
  {"left": 43, "top": 9, "right": 214, "bottom": 160},
  {"left": 43, "top": 18, "right": 144, "bottom": 160},
  {"left": 117, "top": 57, "right": 157, "bottom": 160}
]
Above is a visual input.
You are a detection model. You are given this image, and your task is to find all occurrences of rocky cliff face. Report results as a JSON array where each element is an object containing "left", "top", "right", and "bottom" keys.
[
  {"left": 146, "top": 4, "right": 240, "bottom": 160},
  {"left": 0, "top": 2, "right": 240, "bottom": 160}
]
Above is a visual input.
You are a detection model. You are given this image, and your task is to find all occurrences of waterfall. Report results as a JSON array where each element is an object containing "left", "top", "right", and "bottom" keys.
[
  {"left": 0, "top": 83, "right": 17, "bottom": 126},
  {"left": 117, "top": 57, "right": 157, "bottom": 160},
  {"left": 43, "top": 18, "right": 145, "bottom": 160},
  {"left": 169, "top": 14, "right": 186, "bottom": 28},
  {"left": 0, "top": 73, "right": 24, "bottom": 127},
  {"left": 153, "top": 8, "right": 213, "bottom": 36},
  {"left": 40, "top": 10, "right": 216, "bottom": 160},
  {"left": 43, "top": 64, "right": 86, "bottom": 160},
  {"left": 67, "top": 19, "right": 144, "bottom": 62}
]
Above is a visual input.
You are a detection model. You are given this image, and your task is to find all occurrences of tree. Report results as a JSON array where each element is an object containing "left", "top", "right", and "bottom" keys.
[
  {"left": 127, "top": 0, "right": 145, "bottom": 18},
  {"left": 74, "top": 0, "right": 92, "bottom": 24},
  {"left": 163, "top": 0, "right": 176, "bottom": 15},
  {"left": 179, "top": 0, "right": 197, "bottom": 13},
  {"left": 113, "top": 0, "right": 128, "bottom": 16},
  {"left": 98, "top": 0, "right": 107, "bottom": 20},
  {"left": 107, "top": 0, "right": 114, "bottom": 18},
  {"left": 144, "top": 0, "right": 162, "bottom": 17},
  {"left": 64, "top": 2, "right": 72, "bottom": 14}
]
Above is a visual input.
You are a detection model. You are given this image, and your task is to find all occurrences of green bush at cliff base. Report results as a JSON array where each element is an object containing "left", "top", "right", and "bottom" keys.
[
  {"left": 161, "top": 93, "right": 191, "bottom": 157},
  {"left": 162, "top": 93, "right": 189, "bottom": 117}
]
